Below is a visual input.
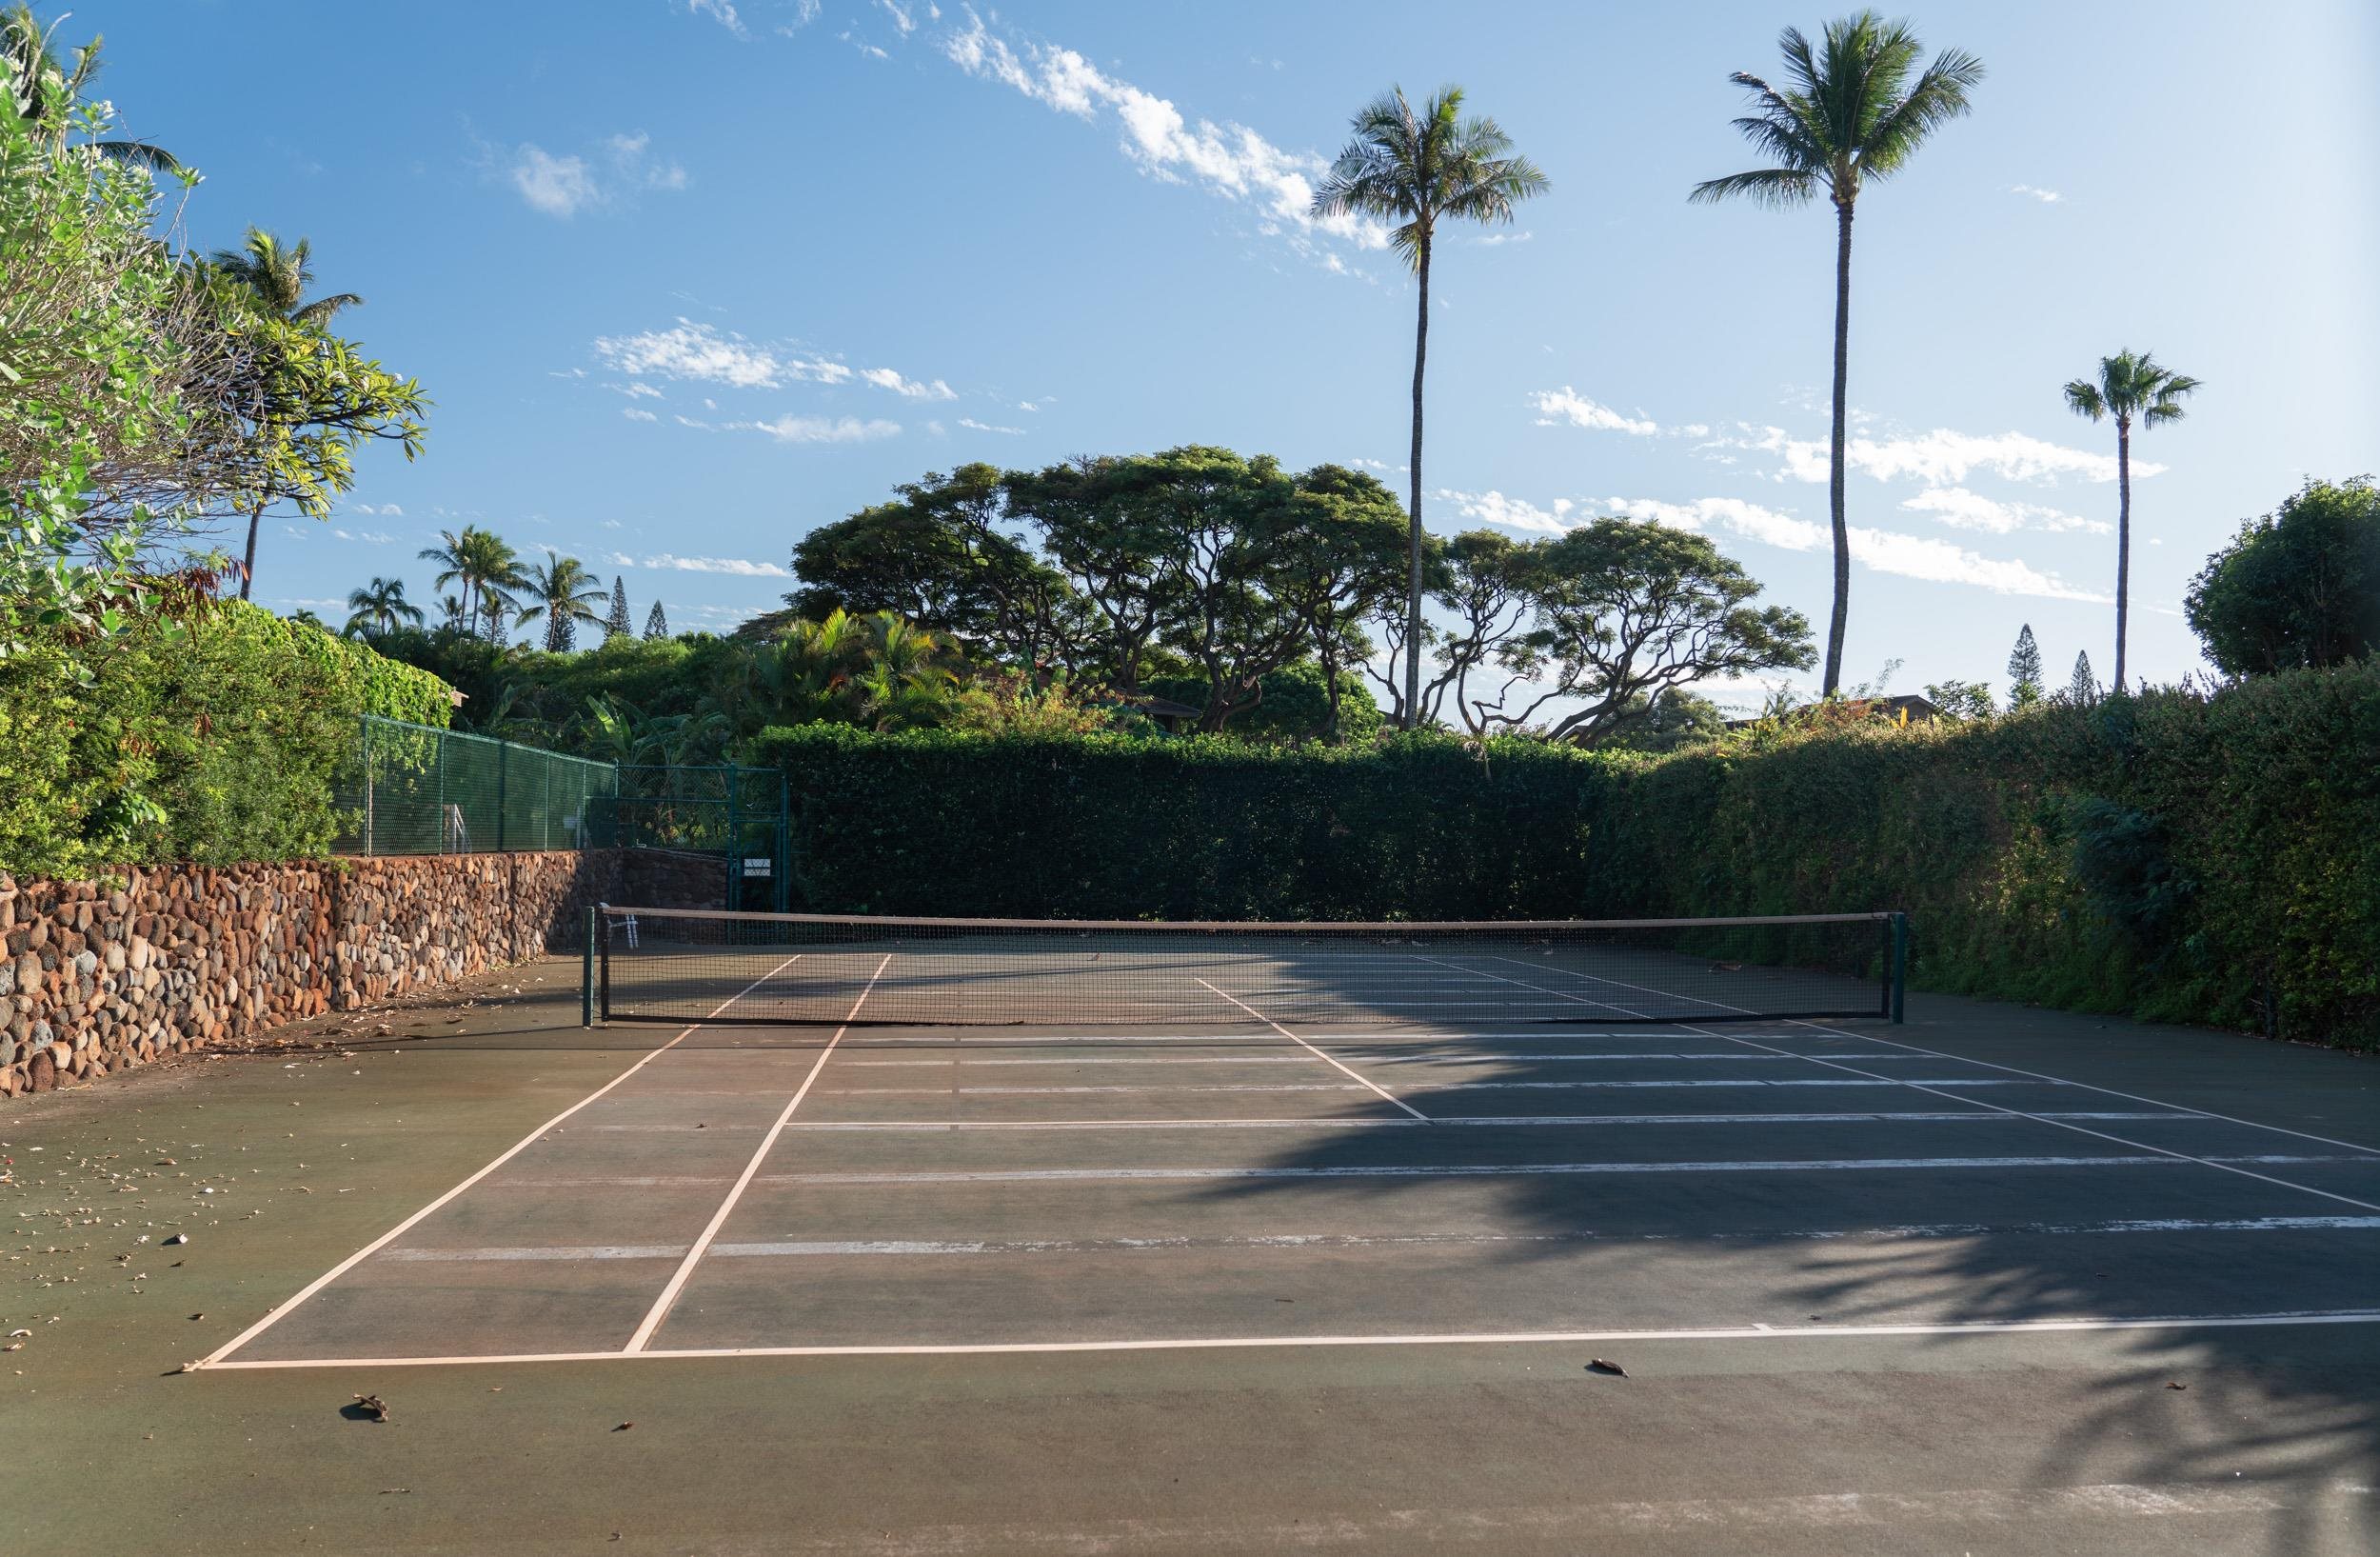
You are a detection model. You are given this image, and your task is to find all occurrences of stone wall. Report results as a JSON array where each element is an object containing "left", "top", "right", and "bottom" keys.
[{"left": 0, "top": 850, "right": 618, "bottom": 1099}]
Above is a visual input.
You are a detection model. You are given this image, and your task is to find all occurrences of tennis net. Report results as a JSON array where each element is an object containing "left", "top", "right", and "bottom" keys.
[{"left": 589, "top": 907, "right": 1907, "bottom": 1028}]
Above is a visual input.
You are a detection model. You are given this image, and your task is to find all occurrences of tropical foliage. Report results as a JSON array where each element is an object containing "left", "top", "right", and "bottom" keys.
[
  {"left": 2063, "top": 349, "right": 2199, "bottom": 691},
  {"left": 2186, "top": 476, "right": 2380, "bottom": 675},
  {"left": 1312, "top": 86, "right": 1546, "bottom": 725},
  {"left": 1691, "top": 11, "right": 1983, "bottom": 694}
]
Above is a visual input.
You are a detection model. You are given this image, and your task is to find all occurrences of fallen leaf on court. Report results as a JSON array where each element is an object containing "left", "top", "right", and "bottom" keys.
[
  {"left": 1709, "top": 962, "right": 1744, "bottom": 972},
  {"left": 189, "top": 1313, "right": 204, "bottom": 1321},
  {"left": 1587, "top": 1358, "right": 1628, "bottom": 1377},
  {"left": 2167, "top": 1381, "right": 2188, "bottom": 1390},
  {"left": 381, "top": 1488, "right": 410, "bottom": 1495},
  {"left": 352, "top": 1394, "right": 390, "bottom": 1422},
  {"left": 612, "top": 1422, "right": 634, "bottom": 1431}
]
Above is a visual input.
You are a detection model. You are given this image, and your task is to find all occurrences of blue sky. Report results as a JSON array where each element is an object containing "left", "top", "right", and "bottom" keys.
[{"left": 82, "top": 0, "right": 2379, "bottom": 707}]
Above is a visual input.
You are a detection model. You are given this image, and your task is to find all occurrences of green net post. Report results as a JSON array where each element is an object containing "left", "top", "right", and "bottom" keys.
[
  {"left": 1889, "top": 912, "right": 1910, "bottom": 1024},
  {"left": 581, "top": 906, "right": 597, "bottom": 1028}
]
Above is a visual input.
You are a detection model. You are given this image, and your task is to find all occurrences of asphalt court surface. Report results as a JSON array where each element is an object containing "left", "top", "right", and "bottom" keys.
[{"left": 200, "top": 951, "right": 2380, "bottom": 1369}]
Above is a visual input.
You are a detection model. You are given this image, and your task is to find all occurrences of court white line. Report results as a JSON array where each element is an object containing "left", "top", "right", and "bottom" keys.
[
  {"left": 1471, "top": 952, "right": 2380, "bottom": 1161},
  {"left": 621, "top": 951, "right": 894, "bottom": 1354},
  {"left": 817, "top": 1077, "right": 2063, "bottom": 1097},
  {"left": 1194, "top": 978, "right": 1429, "bottom": 1121},
  {"left": 191, "top": 953, "right": 809, "bottom": 1371},
  {"left": 190, "top": 1307, "right": 2380, "bottom": 1369},
  {"left": 378, "top": 1215, "right": 2380, "bottom": 1263},
  {"left": 1465, "top": 956, "right": 2380, "bottom": 1216},
  {"left": 777, "top": 1111, "right": 2190, "bottom": 1131},
  {"left": 835, "top": 1052, "right": 1815, "bottom": 1067},
  {"left": 752, "top": 1152, "right": 2366, "bottom": 1186}
]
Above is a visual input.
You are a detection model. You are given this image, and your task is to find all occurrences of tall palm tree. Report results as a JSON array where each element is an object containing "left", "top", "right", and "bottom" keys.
[
  {"left": 343, "top": 576, "right": 423, "bottom": 636},
  {"left": 1312, "top": 87, "right": 1546, "bottom": 728},
  {"left": 211, "top": 228, "right": 367, "bottom": 598},
  {"left": 2063, "top": 350, "right": 2199, "bottom": 693},
  {"left": 514, "top": 553, "right": 610, "bottom": 652},
  {"left": 417, "top": 526, "right": 526, "bottom": 640},
  {"left": 2, "top": 4, "right": 177, "bottom": 169},
  {"left": 1691, "top": 13, "right": 1983, "bottom": 695}
]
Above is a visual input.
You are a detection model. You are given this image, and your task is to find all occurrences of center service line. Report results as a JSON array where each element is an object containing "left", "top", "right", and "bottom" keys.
[
  {"left": 622, "top": 951, "right": 895, "bottom": 1354},
  {"left": 1196, "top": 978, "right": 1429, "bottom": 1121}
]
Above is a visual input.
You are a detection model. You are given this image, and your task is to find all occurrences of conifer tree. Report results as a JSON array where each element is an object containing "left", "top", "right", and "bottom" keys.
[
  {"left": 644, "top": 599, "right": 668, "bottom": 640},
  {"left": 2067, "top": 649, "right": 2098, "bottom": 705},
  {"left": 2007, "top": 624, "right": 2044, "bottom": 707},
  {"left": 606, "top": 576, "right": 632, "bottom": 641}
]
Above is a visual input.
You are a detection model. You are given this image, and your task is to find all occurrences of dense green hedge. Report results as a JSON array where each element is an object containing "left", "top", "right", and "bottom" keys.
[
  {"left": 754, "top": 725, "right": 1625, "bottom": 921},
  {"left": 758, "top": 665, "right": 2380, "bottom": 1048},
  {"left": 0, "top": 603, "right": 454, "bottom": 877}
]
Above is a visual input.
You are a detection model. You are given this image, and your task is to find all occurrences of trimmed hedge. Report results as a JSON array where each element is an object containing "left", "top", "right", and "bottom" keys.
[
  {"left": 758, "top": 664, "right": 2380, "bottom": 1048},
  {"left": 0, "top": 603, "right": 455, "bottom": 876},
  {"left": 753, "top": 725, "right": 1626, "bottom": 922}
]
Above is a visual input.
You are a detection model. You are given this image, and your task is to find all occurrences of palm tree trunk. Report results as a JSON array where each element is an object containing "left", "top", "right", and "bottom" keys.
[
  {"left": 2113, "top": 420, "right": 2131, "bottom": 694},
  {"left": 238, "top": 502, "right": 264, "bottom": 600},
  {"left": 1404, "top": 236, "right": 1431, "bottom": 729},
  {"left": 1823, "top": 200, "right": 1854, "bottom": 696}
]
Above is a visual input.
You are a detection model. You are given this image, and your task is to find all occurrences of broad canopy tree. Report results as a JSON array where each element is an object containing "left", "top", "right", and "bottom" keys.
[{"left": 784, "top": 449, "right": 1810, "bottom": 745}]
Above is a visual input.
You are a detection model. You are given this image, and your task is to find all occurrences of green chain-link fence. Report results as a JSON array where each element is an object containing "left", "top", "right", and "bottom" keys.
[{"left": 331, "top": 715, "right": 622, "bottom": 856}]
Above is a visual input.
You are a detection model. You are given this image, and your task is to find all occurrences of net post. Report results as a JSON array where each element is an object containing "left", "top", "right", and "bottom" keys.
[
  {"left": 581, "top": 906, "right": 596, "bottom": 1028},
  {"left": 596, "top": 903, "right": 612, "bottom": 1024},
  {"left": 1889, "top": 912, "right": 1910, "bottom": 1024}
]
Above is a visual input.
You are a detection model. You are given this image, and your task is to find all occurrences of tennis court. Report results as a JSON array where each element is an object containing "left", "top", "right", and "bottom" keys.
[{"left": 185, "top": 907, "right": 2380, "bottom": 1373}]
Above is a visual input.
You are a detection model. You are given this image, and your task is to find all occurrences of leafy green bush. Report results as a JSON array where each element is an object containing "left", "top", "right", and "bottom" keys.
[
  {"left": 0, "top": 602, "right": 454, "bottom": 876},
  {"left": 2186, "top": 476, "right": 2380, "bottom": 674}
]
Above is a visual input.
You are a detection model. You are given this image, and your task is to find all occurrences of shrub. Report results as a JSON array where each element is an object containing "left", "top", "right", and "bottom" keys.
[
  {"left": 0, "top": 602, "right": 454, "bottom": 876},
  {"left": 2187, "top": 476, "right": 2380, "bottom": 674}
]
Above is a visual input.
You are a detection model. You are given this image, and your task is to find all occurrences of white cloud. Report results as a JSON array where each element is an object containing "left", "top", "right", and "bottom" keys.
[
  {"left": 2011, "top": 184, "right": 2063, "bottom": 204},
  {"left": 638, "top": 553, "right": 791, "bottom": 576},
  {"left": 622, "top": 407, "right": 659, "bottom": 422},
  {"left": 606, "top": 380, "right": 664, "bottom": 399},
  {"left": 1597, "top": 496, "right": 2106, "bottom": 602},
  {"left": 510, "top": 146, "right": 600, "bottom": 217},
  {"left": 674, "top": 413, "right": 713, "bottom": 429},
  {"left": 733, "top": 413, "right": 902, "bottom": 444},
  {"left": 1899, "top": 487, "right": 2109, "bottom": 535},
  {"left": 330, "top": 529, "right": 395, "bottom": 545},
  {"left": 941, "top": 8, "right": 1387, "bottom": 264},
  {"left": 1472, "top": 230, "right": 1534, "bottom": 247},
  {"left": 1436, "top": 488, "right": 1577, "bottom": 534},
  {"left": 860, "top": 366, "right": 958, "bottom": 400},
  {"left": 595, "top": 321, "right": 803, "bottom": 389},
  {"left": 1531, "top": 388, "right": 1660, "bottom": 436},
  {"left": 778, "top": 0, "right": 823, "bottom": 31},
  {"left": 876, "top": 0, "right": 917, "bottom": 33},
  {"left": 681, "top": 0, "right": 745, "bottom": 37},
  {"left": 349, "top": 502, "right": 404, "bottom": 517},
  {"left": 504, "top": 131, "right": 686, "bottom": 218},
  {"left": 958, "top": 416, "right": 1024, "bottom": 435},
  {"left": 1723, "top": 424, "right": 2148, "bottom": 486}
]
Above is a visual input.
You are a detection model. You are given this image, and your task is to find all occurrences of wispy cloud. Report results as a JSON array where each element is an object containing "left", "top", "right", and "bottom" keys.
[
  {"left": 1471, "top": 230, "right": 1534, "bottom": 247},
  {"left": 330, "top": 529, "right": 396, "bottom": 545},
  {"left": 860, "top": 366, "right": 958, "bottom": 400},
  {"left": 731, "top": 413, "right": 902, "bottom": 444},
  {"left": 503, "top": 130, "right": 686, "bottom": 218},
  {"left": 680, "top": 0, "right": 746, "bottom": 37},
  {"left": 2011, "top": 184, "right": 2063, "bottom": 204},
  {"left": 1437, "top": 488, "right": 1576, "bottom": 534},
  {"left": 1724, "top": 424, "right": 2145, "bottom": 486},
  {"left": 1530, "top": 387, "right": 1661, "bottom": 437},
  {"left": 622, "top": 407, "right": 660, "bottom": 422},
  {"left": 1899, "top": 486, "right": 2108, "bottom": 535},
  {"left": 592, "top": 321, "right": 846, "bottom": 389},
  {"left": 632, "top": 553, "right": 791, "bottom": 576},
  {"left": 941, "top": 7, "right": 1386, "bottom": 266},
  {"left": 349, "top": 502, "right": 404, "bottom": 517},
  {"left": 958, "top": 416, "right": 1025, "bottom": 435}
]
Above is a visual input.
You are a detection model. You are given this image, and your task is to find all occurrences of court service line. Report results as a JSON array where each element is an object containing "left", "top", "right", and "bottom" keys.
[
  {"left": 191, "top": 953, "right": 810, "bottom": 1371},
  {"left": 1460, "top": 956, "right": 2380, "bottom": 1217},
  {"left": 776, "top": 1110, "right": 2190, "bottom": 1131},
  {"left": 622, "top": 951, "right": 895, "bottom": 1354},
  {"left": 755, "top": 1153, "right": 2364, "bottom": 1186},
  {"left": 1195, "top": 978, "right": 1428, "bottom": 1121},
  {"left": 191, "top": 1307, "right": 2380, "bottom": 1370}
]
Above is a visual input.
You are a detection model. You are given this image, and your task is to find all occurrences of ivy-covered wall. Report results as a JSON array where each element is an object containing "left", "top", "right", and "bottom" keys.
[
  {"left": 758, "top": 664, "right": 2380, "bottom": 1048},
  {"left": 0, "top": 603, "right": 454, "bottom": 878}
]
